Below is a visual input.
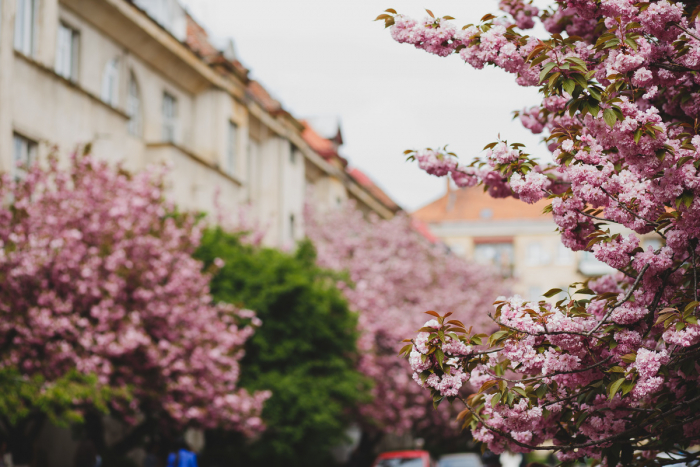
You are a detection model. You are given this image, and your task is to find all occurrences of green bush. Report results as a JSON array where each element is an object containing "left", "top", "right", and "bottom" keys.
[{"left": 195, "top": 229, "right": 368, "bottom": 467}]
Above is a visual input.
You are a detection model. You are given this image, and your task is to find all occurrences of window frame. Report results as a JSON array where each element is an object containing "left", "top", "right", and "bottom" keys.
[
  {"left": 12, "top": 132, "right": 38, "bottom": 179},
  {"left": 55, "top": 22, "right": 80, "bottom": 81},
  {"left": 14, "top": 0, "right": 36, "bottom": 56},
  {"left": 161, "top": 91, "right": 178, "bottom": 143},
  {"left": 289, "top": 142, "right": 297, "bottom": 164},
  {"left": 126, "top": 72, "right": 143, "bottom": 137},
  {"left": 101, "top": 58, "right": 120, "bottom": 106},
  {"left": 226, "top": 120, "right": 237, "bottom": 176}
]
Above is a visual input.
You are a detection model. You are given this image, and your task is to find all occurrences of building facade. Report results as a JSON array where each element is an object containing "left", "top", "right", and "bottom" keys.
[
  {"left": 0, "top": 0, "right": 399, "bottom": 249},
  {"left": 413, "top": 186, "right": 662, "bottom": 301}
]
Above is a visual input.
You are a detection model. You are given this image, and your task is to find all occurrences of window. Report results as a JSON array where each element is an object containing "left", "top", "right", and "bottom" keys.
[
  {"left": 448, "top": 243, "right": 466, "bottom": 257},
  {"left": 14, "top": 0, "right": 36, "bottom": 56},
  {"left": 474, "top": 242, "right": 514, "bottom": 277},
  {"left": 556, "top": 242, "right": 573, "bottom": 265},
  {"left": 101, "top": 59, "right": 119, "bottom": 106},
  {"left": 162, "top": 92, "right": 177, "bottom": 143},
  {"left": 12, "top": 133, "right": 37, "bottom": 178},
  {"left": 55, "top": 23, "right": 79, "bottom": 81},
  {"left": 226, "top": 121, "right": 237, "bottom": 175},
  {"left": 479, "top": 208, "right": 493, "bottom": 219},
  {"left": 289, "top": 142, "right": 297, "bottom": 164},
  {"left": 126, "top": 73, "right": 142, "bottom": 137},
  {"left": 579, "top": 251, "right": 616, "bottom": 277},
  {"left": 526, "top": 241, "right": 550, "bottom": 266}
]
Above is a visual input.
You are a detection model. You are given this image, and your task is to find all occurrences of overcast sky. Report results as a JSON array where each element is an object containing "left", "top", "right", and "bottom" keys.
[{"left": 180, "top": 0, "right": 546, "bottom": 211}]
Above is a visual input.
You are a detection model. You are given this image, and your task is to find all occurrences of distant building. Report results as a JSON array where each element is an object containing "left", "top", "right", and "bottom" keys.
[
  {"left": 0, "top": 0, "right": 399, "bottom": 249},
  {"left": 412, "top": 185, "right": 662, "bottom": 300}
]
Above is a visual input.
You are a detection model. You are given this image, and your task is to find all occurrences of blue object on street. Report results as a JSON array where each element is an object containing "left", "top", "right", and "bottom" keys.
[{"left": 166, "top": 449, "right": 198, "bottom": 467}]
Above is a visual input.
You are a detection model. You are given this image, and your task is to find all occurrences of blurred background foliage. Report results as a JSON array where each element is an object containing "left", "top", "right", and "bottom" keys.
[{"left": 195, "top": 228, "right": 369, "bottom": 467}]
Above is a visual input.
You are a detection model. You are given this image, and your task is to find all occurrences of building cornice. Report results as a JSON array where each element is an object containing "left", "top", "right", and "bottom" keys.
[
  {"left": 60, "top": 0, "right": 246, "bottom": 98},
  {"left": 146, "top": 142, "right": 243, "bottom": 186},
  {"left": 428, "top": 218, "right": 557, "bottom": 237}
]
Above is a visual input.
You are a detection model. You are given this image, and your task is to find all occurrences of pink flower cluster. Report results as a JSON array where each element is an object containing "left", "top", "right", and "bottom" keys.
[
  {"left": 306, "top": 204, "right": 506, "bottom": 437},
  {"left": 0, "top": 154, "right": 269, "bottom": 434},
  {"left": 383, "top": 0, "right": 700, "bottom": 462},
  {"left": 409, "top": 320, "right": 472, "bottom": 397}
]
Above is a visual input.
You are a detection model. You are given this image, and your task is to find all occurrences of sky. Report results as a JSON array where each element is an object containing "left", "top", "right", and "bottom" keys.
[{"left": 180, "top": 0, "right": 547, "bottom": 211}]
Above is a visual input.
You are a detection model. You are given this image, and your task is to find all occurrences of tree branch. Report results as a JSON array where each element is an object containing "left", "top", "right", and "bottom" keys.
[{"left": 587, "top": 263, "right": 649, "bottom": 336}]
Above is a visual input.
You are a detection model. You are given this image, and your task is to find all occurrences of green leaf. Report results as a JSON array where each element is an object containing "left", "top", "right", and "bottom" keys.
[
  {"left": 539, "top": 62, "right": 557, "bottom": 83},
  {"left": 621, "top": 353, "right": 636, "bottom": 363},
  {"left": 535, "top": 384, "right": 547, "bottom": 398},
  {"left": 608, "top": 377, "right": 625, "bottom": 399},
  {"left": 436, "top": 348, "right": 445, "bottom": 367},
  {"left": 603, "top": 108, "right": 618, "bottom": 128},
  {"left": 488, "top": 330, "right": 509, "bottom": 346},
  {"left": 491, "top": 392, "right": 502, "bottom": 408},
  {"left": 565, "top": 57, "right": 588, "bottom": 69},
  {"left": 562, "top": 78, "right": 576, "bottom": 96},
  {"left": 543, "top": 288, "right": 563, "bottom": 298},
  {"left": 634, "top": 128, "right": 642, "bottom": 144},
  {"left": 571, "top": 73, "right": 588, "bottom": 88}
]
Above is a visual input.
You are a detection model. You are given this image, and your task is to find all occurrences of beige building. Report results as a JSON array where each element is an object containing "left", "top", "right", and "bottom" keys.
[
  {"left": 0, "top": 0, "right": 399, "bottom": 248},
  {"left": 413, "top": 186, "right": 662, "bottom": 300}
]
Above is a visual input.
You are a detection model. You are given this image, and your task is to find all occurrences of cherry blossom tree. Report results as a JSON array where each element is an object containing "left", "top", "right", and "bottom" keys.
[
  {"left": 305, "top": 205, "right": 506, "bottom": 454},
  {"left": 376, "top": 1, "right": 700, "bottom": 465},
  {"left": 0, "top": 154, "right": 269, "bottom": 461}
]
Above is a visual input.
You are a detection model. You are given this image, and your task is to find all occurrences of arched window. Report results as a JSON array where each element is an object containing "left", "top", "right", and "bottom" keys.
[
  {"left": 126, "top": 72, "right": 142, "bottom": 137},
  {"left": 100, "top": 58, "right": 119, "bottom": 106}
]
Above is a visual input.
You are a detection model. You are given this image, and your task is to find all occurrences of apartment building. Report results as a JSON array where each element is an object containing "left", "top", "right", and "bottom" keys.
[
  {"left": 413, "top": 186, "right": 663, "bottom": 300},
  {"left": 0, "top": 0, "right": 399, "bottom": 248}
]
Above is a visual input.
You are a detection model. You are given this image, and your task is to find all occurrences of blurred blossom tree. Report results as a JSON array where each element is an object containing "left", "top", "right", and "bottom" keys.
[
  {"left": 195, "top": 229, "right": 366, "bottom": 467},
  {"left": 375, "top": 1, "right": 700, "bottom": 465},
  {"left": 0, "top": 154, "right": 268, "bottom": 463},
  {"left": 305, "top": 206, "right": 506, "bottom": 460}
]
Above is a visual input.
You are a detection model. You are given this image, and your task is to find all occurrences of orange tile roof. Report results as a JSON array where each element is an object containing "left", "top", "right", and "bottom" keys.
[
  {"left": 347, "top": 167, "right": 401, "bottom": 213},
  {"left": 247, "top": 80, "right": 283, "bottom": 114},
  {"left": 185, "top": 14, "right": 219, "bottom": 59},
  {"left": 411, "top": 218, "right": 439, "bottom": 243},
  {"left": 412, "top": 186, "right": 551, "bottom": 223},
  {"left": 300, "top": 120, "right": 345, "bottom": 163}
]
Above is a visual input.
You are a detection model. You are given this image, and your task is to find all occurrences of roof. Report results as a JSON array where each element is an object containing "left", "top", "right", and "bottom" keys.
[
  {"left": 347, "top": 167, "right": 400, "bottom": 213},
  {"left": 177, "top": 5, "right": 402, "bottom": 217},
  {"left": 411, "top": 218, "right": 439, "bottom": 243},
  {"left": 184, "top": 13, "right": 218, "bottom": 59},
  {"left": 184, "top": 14, "right": 249, "bottom": 80},
  {"left": 247, "top": 80, "right": 283, "bottom": 114},
  {"left": 304, "top": 116, "right": 343, "bottom": 145},
  {"left": 301, "top": 120, "right": 347, "bottom": 164},
  {"left": 412, "top": 185, "right": 551, "bottom": 224}
]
